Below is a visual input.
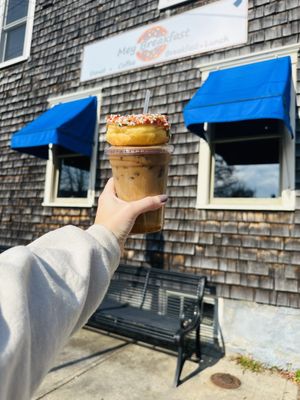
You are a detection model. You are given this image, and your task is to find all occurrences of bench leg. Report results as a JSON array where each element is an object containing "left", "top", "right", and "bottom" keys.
[
  {"left": 174, "top": 345, "right": 186, "bottom": 387},
  {"left": 195, "top": 325, "right": 201, "bottom": 359}
]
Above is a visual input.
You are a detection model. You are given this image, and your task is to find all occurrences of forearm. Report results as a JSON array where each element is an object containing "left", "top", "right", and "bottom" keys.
[{"left": 0, "top": 224, "right": 120, "bottom": 400}]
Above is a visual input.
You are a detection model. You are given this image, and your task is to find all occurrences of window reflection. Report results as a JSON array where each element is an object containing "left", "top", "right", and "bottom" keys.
[
  {"left": 57, "top": 156, "right": 90, "bottom": 198},
  {"left": 213, "top": 138, "right": 280, "bottom": 198},
  {"left": 6, "top": 0, "right": 29, "bottom": 24},
  {"left": 4, "top": 25, "right": 26, "bottom": 60}
]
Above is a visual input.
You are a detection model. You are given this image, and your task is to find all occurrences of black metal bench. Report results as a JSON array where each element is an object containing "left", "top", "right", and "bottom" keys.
[
  {"left": 0, "top": 245, "right": 10, "bottom": 253},
  {"left": 87, "top": 264, "right": 207, "bottom": 386}
]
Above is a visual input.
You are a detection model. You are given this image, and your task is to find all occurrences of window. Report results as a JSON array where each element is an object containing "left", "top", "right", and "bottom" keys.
[
  {"left": 43, "top": 88, "right": 101, "bottom": 208},
  {"left": 165, "top": 291, "right": 197, "bottom": 318},
  {"left": 55, "top": 149, "right": 91, "bottom": 199},
  {"left": 212, "top": 120, "right": 281, "bottom": 200},
  {"left": 197, "top": 45, "right": 298, "bottom": 210},
  {"left": 0, "top": 0, "right": 35, "bottom": 68}
]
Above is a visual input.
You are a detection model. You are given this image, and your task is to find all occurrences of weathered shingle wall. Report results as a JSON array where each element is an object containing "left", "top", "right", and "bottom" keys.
[{"left": 0, "top": 0, "right": 299, "bottom": 308}]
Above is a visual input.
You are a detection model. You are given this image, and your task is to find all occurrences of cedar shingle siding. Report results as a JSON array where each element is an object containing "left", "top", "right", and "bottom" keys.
[{"left": 0, "top": 0, "right": 300, "bottom": 308}]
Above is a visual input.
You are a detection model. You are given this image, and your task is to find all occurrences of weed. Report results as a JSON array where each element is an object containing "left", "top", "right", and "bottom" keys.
[
  {"left": 293, "top": 369, "right": 300, "bottom": 384},
  {"left": 235, "top": 355, "right": 265, "bottom": 373},
  {"left": 234, "top": 355, "right": 300, "bottom": 385}
]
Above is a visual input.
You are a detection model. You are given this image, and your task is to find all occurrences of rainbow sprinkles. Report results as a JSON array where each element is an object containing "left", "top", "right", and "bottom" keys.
[{"left": 106, "top": 114, "right": 170, "bottom": 130}]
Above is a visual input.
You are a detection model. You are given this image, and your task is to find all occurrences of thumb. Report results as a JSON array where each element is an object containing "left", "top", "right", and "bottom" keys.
[{"left": 130, "top": 194, "right": 168, "bottom": 218}]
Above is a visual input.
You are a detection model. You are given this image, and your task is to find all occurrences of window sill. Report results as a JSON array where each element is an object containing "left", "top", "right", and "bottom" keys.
[
  {"left": 198, "top": 190, "right": 296, "bottom": 211},
  {"left": 0, "top": 55, "right": 28, "bottom": 69},
  {"left": 42, "top": 200, "right": 94, "bottom": 208},
  {"left": 196, "top": 203, "right": 295, "bottom": 212}
]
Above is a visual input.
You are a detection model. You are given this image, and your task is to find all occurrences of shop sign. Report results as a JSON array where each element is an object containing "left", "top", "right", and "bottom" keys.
[
  {"left": 158, "top": 0, "right": 190, "bottom": 10},
  {"left": 81, "top": 0, "right": 248, "bottom": 82}
]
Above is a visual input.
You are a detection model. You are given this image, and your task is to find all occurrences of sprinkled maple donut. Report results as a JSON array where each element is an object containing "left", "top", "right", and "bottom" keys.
[{"left": 106, "top": 114, "right": 170, "bottom": 146}]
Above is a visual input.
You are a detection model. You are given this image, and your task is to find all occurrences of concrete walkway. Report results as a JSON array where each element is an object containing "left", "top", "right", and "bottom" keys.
[{"left": 34, "top": 328, "right": 299, "bottom": 400}]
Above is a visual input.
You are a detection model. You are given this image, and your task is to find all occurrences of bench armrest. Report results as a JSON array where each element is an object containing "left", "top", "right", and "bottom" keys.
[
  {"left": 179, "top": 279, "right": 205, "bottom": 330},
  {"left": 174, "top": 314, "right": 201, "bottom": 345},
  {"left": 175, "top": 281, "right": 206, "bottom": 342},
  {"left": 176, "top": 305, "right": 202, "bottom": 337}
]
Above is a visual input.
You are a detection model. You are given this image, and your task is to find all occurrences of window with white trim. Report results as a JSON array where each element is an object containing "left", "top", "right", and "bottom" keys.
[
  {"left": 196, "top": 45, "right": 298, "bottom": 211},
  {"left": 43, "top": 88, "right": 101, "bottom": 208},
  {"left": 0, "top": 0, "right": 36, "bottom": 68}
]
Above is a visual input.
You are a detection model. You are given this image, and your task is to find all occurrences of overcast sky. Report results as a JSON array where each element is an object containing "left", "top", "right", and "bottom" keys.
[{"left": 234, "top": 164, "right": 279, "bottom": 198}]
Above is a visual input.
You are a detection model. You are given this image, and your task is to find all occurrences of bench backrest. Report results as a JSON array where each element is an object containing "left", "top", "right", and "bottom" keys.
[
  {"left": 105, "top": 264, "right": 151, "bottom": 308},
  {"left": 0, "top": 245, "right": 10, "bottom": 254},
  {"left": 142, "top": 268, "right": 206, "bottom": 320},
  {"left": 108, "top": 265, "right": 206, "bottom": 321}
]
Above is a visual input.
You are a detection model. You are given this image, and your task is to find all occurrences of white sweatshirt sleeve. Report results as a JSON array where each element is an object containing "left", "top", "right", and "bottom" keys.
[{"left": 0, "top": 224, "right": 120, "bottom": 400}]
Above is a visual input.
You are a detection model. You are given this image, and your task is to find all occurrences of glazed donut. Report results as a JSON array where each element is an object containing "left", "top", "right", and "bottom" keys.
[{"left": 106, "top": 114, "right": 170, "bottom": 146}]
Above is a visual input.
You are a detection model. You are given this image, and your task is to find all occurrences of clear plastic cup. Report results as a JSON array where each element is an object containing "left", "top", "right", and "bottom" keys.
[{"left": 106, "top": 145, "right": 172, "bottom": 234}]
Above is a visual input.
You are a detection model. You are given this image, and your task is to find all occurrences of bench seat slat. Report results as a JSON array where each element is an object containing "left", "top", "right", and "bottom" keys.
[{"left": 95, "top": 306, "right": 180, "bottom": 334}]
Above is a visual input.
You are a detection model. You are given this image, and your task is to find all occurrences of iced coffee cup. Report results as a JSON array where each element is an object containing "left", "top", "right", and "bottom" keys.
[
  {"left": 105, "top": 114, "right": 171, "bottom": 234},
  {"left": 106, "top": 145, "right": 172, "bottom": 234}
]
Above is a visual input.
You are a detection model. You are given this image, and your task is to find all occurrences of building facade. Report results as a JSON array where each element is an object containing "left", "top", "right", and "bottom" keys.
[{"left": 0, "top": 0, "right": 300, "bottom": 368}]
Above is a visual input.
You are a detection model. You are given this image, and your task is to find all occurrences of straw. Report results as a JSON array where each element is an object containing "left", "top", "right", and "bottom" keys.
[{"left": 143, "top": 90, "right": 151, "bottom": 114}]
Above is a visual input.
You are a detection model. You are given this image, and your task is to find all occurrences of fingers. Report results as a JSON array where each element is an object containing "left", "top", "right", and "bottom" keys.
[
  {"left": 102, "top": 178, "right": 168, "bottom": 214},
  {"left": 130, "top": 194, "right": 168, "bottom": 217}
]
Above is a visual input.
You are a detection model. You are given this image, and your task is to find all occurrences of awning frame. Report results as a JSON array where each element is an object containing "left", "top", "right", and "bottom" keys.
[
  {"left": 11, "top": 95, "right": 98, "bottom": 159},
  {"left": 184, "top": 56, "right": 293, "bottom": 138},
  {"left": 193, "top": 43, "right": 299, "bottom": 137}
]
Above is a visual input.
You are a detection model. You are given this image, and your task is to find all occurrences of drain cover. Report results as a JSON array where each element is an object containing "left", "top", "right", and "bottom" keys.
[{"left": 210, "top": 373, "right": 241, "bottom": 389}]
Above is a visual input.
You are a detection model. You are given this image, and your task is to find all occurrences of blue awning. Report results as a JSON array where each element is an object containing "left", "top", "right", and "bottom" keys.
[
  {"left": 11, "top": 96, "right": 97, "bottom": 159},
  {"left": 183, "top": 56, "right": 292, "bottom": 137}
]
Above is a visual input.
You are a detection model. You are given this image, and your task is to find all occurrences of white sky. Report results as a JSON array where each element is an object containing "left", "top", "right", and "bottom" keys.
[{"left": 234, "top": 164, "right": 279, "bottom": 197}]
